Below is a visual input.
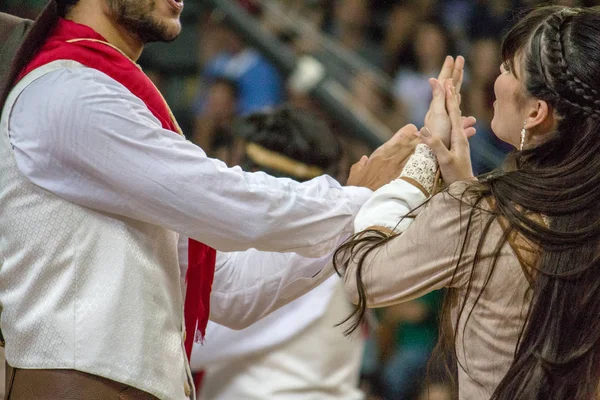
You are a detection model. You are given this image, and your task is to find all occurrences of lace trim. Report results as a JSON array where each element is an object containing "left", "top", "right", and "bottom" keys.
[{"left": 400, "top": 144, "right": 438, "bottom": 195}]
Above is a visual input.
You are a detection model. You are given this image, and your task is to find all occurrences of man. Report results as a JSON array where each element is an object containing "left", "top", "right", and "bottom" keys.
[{"left": 0, "top": 1, "right": 419, "bottom": 399}]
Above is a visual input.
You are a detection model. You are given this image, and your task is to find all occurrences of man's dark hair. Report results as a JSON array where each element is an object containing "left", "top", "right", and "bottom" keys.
[
  {"left": 0, "top": 0, "right": 83, "bottom": 110},
  {"left": 233, "top": 106, "right": 342, "bottom": 181},
  {"left": 0, "top": 1, "right": 57, "bottom": 109},
  {"left": 56, "top": 0, "right": 80, "bottom": 17}
]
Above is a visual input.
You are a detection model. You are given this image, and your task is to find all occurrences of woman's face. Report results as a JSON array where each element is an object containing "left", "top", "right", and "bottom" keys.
[{"left": 491, "top": 57, "right": 530, "bottom": 148}]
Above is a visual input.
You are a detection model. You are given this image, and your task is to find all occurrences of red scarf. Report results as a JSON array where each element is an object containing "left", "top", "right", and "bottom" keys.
[{"left": 17, "top": 18, "right": 216, "bottom": 360}]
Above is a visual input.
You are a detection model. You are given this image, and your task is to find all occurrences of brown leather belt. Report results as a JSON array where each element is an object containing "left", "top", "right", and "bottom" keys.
[{"left": 4, "top": 363, "right": 159, "bottom": 400}]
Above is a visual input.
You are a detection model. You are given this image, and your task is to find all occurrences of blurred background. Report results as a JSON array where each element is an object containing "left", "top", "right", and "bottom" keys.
[{"left": 3, "top": 0, "right": 599, "bottom": 399}]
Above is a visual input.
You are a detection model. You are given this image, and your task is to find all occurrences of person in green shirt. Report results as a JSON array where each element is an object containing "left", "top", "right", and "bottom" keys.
[{"left": 369, "top": 291, "right": 444, "bottom": 399}]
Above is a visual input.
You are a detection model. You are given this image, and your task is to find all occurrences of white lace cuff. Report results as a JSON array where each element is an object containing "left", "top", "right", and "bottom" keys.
[{"left": 399, "top": 144, "right": 438, "bottom": 196}]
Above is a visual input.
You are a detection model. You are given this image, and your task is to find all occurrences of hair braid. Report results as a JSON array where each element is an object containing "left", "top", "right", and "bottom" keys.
[{"left": 542, "top": 10, "right": 600, "bottom": 119}]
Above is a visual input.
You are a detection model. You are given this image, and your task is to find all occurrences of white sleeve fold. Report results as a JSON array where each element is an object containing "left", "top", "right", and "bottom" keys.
[{"left": 354, "top": 178, "right": 429, "bottom": 234}]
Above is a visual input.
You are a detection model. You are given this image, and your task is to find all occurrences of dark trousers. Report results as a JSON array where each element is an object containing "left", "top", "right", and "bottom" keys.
[{"left": 4, "top": 363, "right": 158, "bottom": 400}]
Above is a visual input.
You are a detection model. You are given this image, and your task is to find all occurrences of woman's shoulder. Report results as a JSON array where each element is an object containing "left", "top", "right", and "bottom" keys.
[{"left": 427, "top": 180, "right": 494, "bottom": 214}]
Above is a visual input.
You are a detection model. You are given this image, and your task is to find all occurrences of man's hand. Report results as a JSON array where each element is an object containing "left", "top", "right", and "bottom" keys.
[{"left": 347, "top": 124, "right": 419, "bottom": 191}]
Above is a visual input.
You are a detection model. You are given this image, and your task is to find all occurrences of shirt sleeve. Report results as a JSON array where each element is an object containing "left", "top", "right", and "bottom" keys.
[
  {"left": 8, "top": 66, "right": 371, "bottom": 257},
  {"left": 208, "top": 244, "right": 340, "bottom": 329},
  {"left": 191, "top": 276, "right": 339, "bottom": 368},
  {"left": 344, "top": 184, "right": 489, "bottom": 308}
]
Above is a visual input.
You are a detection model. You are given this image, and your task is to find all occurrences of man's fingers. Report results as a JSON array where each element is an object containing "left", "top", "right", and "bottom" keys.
[
  {"left": 388, "top": 124, "right": 419, "bottom": 147},
  {"left": 375, "top": 124, "right": 419, "bottom": 160},
  {"left": 350, "top": 155, "right": 368, "bottom": 174},
  {"left": 389, "top": 124, "right": 420, "bottom": 160},
  {"left": 437, "top": 55, "right": 454, "bottom": 81},
  {"left": 428, "top": 78, "right": 446, "bottom": 114}
]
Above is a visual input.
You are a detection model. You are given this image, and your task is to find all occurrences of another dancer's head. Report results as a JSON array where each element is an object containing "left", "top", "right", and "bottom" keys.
[{"left": 232, "top": 106, "right": 342, "bottom": 181}]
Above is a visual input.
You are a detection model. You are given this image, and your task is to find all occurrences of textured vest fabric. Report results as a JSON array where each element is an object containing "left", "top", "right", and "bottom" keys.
[
  {"left": 0, "top": 61, "right": 193, "bottom": 400},
  {"left": 13, "top": 18, "right": 218, "bottom": 356}
]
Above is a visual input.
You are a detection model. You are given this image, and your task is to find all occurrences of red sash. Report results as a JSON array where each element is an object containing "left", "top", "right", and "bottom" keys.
[{"left": 17, "top": 18, "right": 216, "bottom": 359}]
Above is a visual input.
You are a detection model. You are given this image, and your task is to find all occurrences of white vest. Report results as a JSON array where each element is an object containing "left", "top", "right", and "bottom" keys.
[{"left": 0, "top": 61, "right": 194, "bottom": 400}]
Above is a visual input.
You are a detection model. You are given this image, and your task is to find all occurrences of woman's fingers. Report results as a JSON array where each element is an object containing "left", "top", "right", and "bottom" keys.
[
  {"left": 462, "top": 116, "right": 477, "bottom": 138},
  {"left": 419, "top": 127, "right": 452, "bottom": 165},
  {"left": 462, "top": 116, "right": 477, "bottom": 130},
  {"left": 464, "top": 127, "right": 477, "bottom": 138},
  {"left": 445, "top": 84, "right": 469, "bottom": 149}
]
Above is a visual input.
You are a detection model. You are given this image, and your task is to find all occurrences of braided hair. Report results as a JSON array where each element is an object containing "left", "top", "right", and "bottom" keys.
[{"left": 530, "top": 8, "right": 600, "bottom": 121}]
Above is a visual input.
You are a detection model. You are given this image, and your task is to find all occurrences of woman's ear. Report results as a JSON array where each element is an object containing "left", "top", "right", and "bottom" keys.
[{"left": 525, "top": 99, "right": 555, "bottom": 138}]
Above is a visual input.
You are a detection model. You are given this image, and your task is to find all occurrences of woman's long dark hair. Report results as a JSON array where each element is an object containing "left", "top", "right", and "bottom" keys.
[
  {"left": 0, "top": 0, "right": 79, "bottom": 110},
  {"left": 334, "top": 6, "right": 600, "bottom": 399}
]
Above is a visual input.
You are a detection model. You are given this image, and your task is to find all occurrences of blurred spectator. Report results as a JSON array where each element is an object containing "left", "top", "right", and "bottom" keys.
[
  {"left": 350, "top": 70, "right": 406, "bottom": 132},
  {"left": 363, "top": 291, "right": 443, "bottom": 400},
  {"left": 195, "top": 9, "right": 284, "bottom": 116},
  {"left": 330, "top": 0, "right": 383, "bottom": 68},
  {"left": 192, "top": 77, "right": 239, "bottom": 164},
  {"left": 380, "top": 0, "right": 441, "bottom": 75},
  {"left": 463, "top": 37, "right": 499, "bottom": 127},
  {"left": 468, "top": 0, "right": 516, "bottom": 39},
  {"left": 393, "top": 21, "right": 451, "bottom": 125},
  {"left": 463, "top": 37, "right": 513, "bottom": 174},
  {"left": 381, "top": 3, "right": 419, "bottom": 75}
]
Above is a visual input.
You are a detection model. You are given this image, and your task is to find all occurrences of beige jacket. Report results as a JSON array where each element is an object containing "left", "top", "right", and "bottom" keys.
[{"left": 344, "top": 182, "right": 534, "bottom": 399}]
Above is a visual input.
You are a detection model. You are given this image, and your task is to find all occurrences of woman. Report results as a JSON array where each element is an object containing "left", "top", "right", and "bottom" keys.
[{"left": 335, "top": 6, "right": 600, "bottom": 400}]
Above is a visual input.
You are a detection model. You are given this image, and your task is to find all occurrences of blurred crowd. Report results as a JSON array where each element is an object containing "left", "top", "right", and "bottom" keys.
[{"left": 2, "top": 1, "right": 599, "bottom": 399}]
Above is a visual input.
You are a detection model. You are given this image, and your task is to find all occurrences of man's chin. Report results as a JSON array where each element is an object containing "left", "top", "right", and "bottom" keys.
[
  {"left": 155, "top": 21, "right": 182, "bottom": 43},
  {"left": 138, "top": 22, "right": 182, "bottom": 44}
]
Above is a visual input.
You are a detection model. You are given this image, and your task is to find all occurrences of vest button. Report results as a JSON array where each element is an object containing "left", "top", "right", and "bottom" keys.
[{"left": 184, "top": 381, "right": 192, "bottom": 397}]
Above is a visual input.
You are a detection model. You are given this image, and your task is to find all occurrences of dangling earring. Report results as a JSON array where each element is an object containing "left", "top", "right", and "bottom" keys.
[{"left": 520, "top": 121, "right": 528, "bottom": 151}]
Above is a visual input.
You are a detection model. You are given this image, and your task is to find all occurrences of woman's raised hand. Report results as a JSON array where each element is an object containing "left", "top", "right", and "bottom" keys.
[
  {"left": 420, "top": 82, "right": 475, "bottom": 185},
  {"left": 423, "top": 56, "right": 475, "bottom": 147}
]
